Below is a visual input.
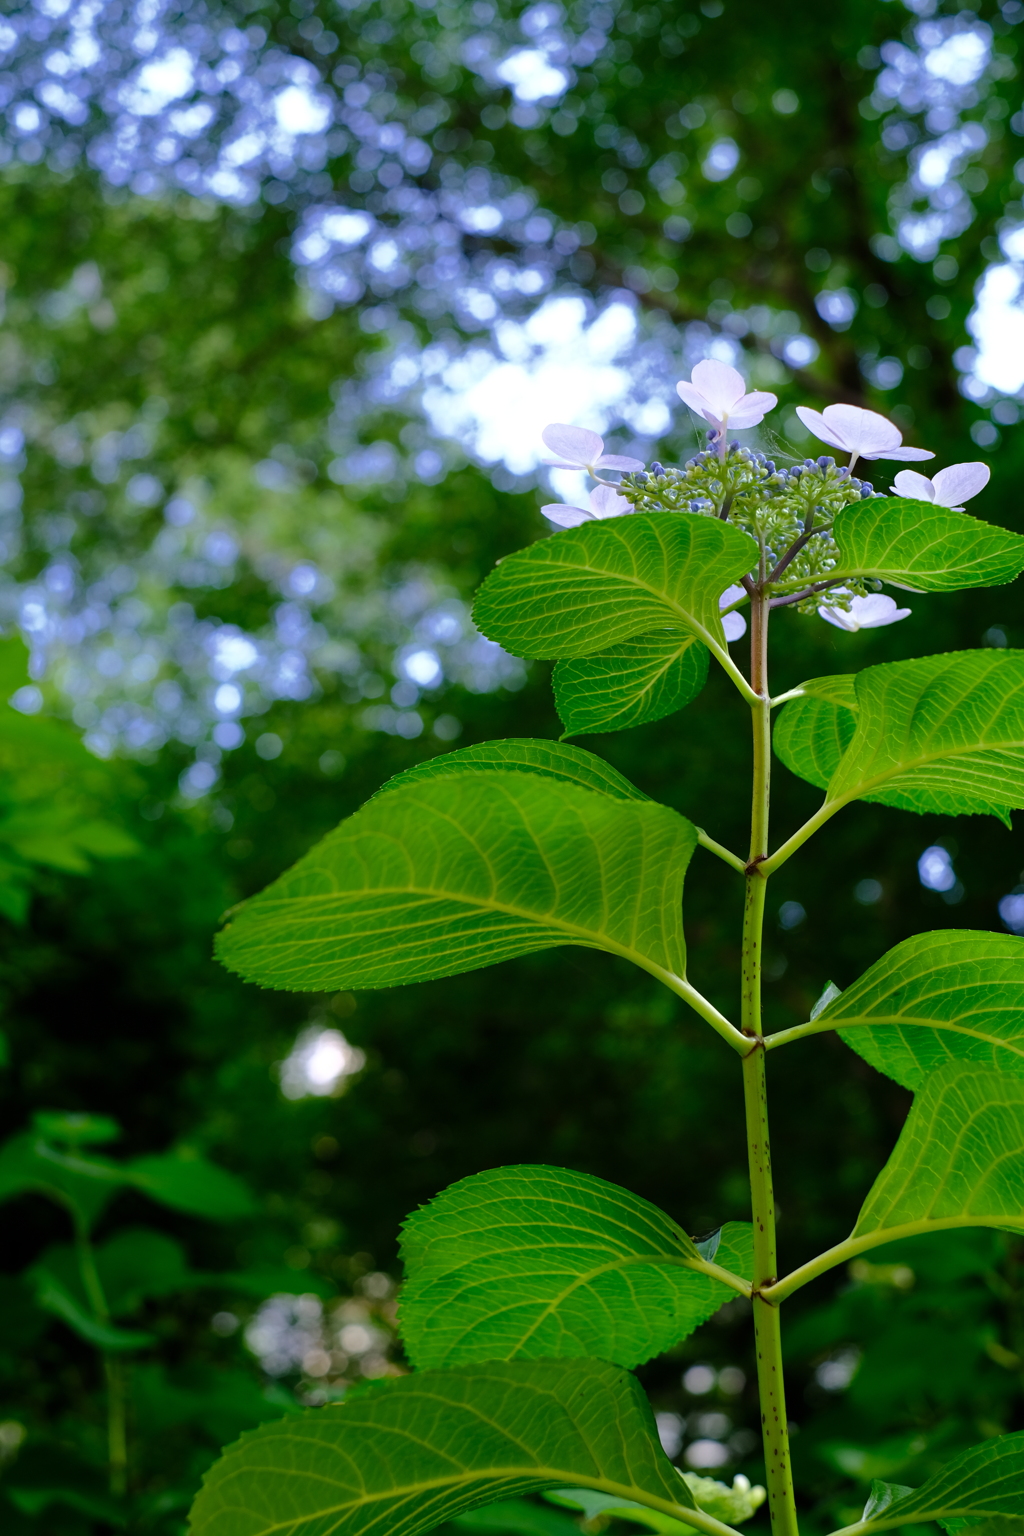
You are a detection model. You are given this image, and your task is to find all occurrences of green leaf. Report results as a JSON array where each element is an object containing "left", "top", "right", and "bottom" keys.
[
  {"left": 29, "top": 1264, "right": 156, "bottom": 1352},
  {"left": 96, "top": 1228, "right": 194, "bottom": 1314},
  {"left": 7, "top": 1485, "right": 127, "bottom": 1526},
  {"left": 554, "top": 633, "right": 709, "bottom": 737},
  {"left": 859, "top": 1432, "right": 1024, "bottom": 1529},
  {"left": 216, "top": 773, "right": 696, "bottom": 993},
  {"left": 0, "top": 806, "right": 138, "bottom": 873},
  {"left": 400, "top": 1164, "right": 751, "bottom": 1371},
  {"left": 811, "top": 931, "right": 1024, "bottom": 1090},
  {"left": 775, "top": 652, "right": 1024, "bottom": 821},
  {"left": 33, "top": 1111, "right": 121, "bottom": 1147},
  {"left": 32, "top": 1228, "right": 199, "bottom": 1317},
  {"left": 828, "top": 497, "right": 1024, "bottom": 593},
  {"left": 472, "top": 515, "right": 757, "bottom": 669},
  {"left": 188, "top": 1359, "right": 722, "bottom": 1536},
  {"left": 863, "top": 1482, "right": 914, "bottom": 1519},
  {"left": 771, "top": 676, "right": 858, "bottom": 791},
  {"left": 126, "top": 1152, "right": 257, "bottom": 1219},
  {"left": 852, "top": 1065, "right": 1024, "bottom": 1250},
  {"left": 0, "top": 1133, "right": 121, "bottom": 1230},
  {"left": 375, "top": 739, "right": 649, "bottom": 802},
  {"left": 451, "top": 1498, "right": 582, "bottom": 1535}
]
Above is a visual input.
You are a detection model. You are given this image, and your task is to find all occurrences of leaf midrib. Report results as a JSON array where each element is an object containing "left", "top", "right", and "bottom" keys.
[
  {"left": 413, "top": 1251, "right": 717, "bottom": 1357},
  {"left": 512, "top": 545, "right": 730, "bottom": 663},
  {"left": 204, "top": 1464, "right": 713, "bottom": 1536},
  {"left": 243, "top": 882, "right": 683, "bottom": 979},
  {"left": 829, "top": 1013, "right": 1024, "bottom": 1059}
]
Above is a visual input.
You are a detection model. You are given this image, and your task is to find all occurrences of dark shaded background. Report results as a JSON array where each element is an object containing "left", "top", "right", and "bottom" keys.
[{"left": 2, "top": 0, "right": 1024, "bottom": 1530}]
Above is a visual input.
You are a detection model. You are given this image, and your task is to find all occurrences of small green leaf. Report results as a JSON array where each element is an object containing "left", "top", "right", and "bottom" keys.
[
  {"left": 863, "top": 1482, "right": 914, "bottom": 1520},
  {"left": 775, "top": 652, "right": 1024, "bottom": 821},
  {"left": 33, "top": 1228, "right": 200, "bottom": 1317},
  {"left": 29, "top": 1265, "right": 156, "bottom": 1352},
  {"left": 451, "top": 1499, "right": 582, "bottom": 1535},
  {"left": 554, "top": 633, "right": 709, "bottom": 737},
  {"left": 33, "top": 1111, "right": 121, "bottom": 1147},
  {"left": 812, "top": 931, "right": 1024, "bottom": 1090},
  {"left": 829, "top": 497, "right": 1024, "bottom": 593},
  {"left": 473, "top": 516, "right": 757, "bottom": 668},
  {"left": 0, "top": 1133, "right": 121, "bottom": 1230},
  {"left": 96, "top": 1228, "right": 194, "bottom": 1314},
  {"left": 216, "top": 773, "right": 697, "bottom": 993},
  {"left": 679, "top": 1477, "right": 765, "bottom": 1528},
  {"left": 810, "top": 982, "right": 842, "bottom": 1021},
  {"left": 859, "top": 1432, "right": 1024, "bottom": 1529},
  {"left": 400, "top": 1165, "right": 751, "bottom": 1371},
  {"left": 375, "top": 739, "right": 648, "bottom": 802},
  {"left": 852, "top": 1065, "right": 1024, "bottom": 1249},
  {"left": 8, "top": 1485, "right": 127, "bottom": 1526},
  {"left": 188, "top": 1359, "right": 713, "bottom": 1536},
  {"left": 127, "top": 1152, "right": 257, "bottom": 1219}
]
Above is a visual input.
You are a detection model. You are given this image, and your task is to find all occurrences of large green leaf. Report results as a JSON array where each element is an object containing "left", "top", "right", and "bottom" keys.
[
  {"left": 126, "top": 1152, "right": 257, "bottom": 1219},
  {"left": 216, "top": 773, "right": 696, "bottom": 993},
  {"left": 775, "top": 652, "right": 1024, "bottom": 821},
  {"left": 553, "top": 634, "right": 709, "bottom": 737},
  {"left": 854, "top": 1432, "right": 1024, "bottom": 1531},
  {"left": 400, "top": 1165, "right": 751, "bottom": 1371},
  {"left": 771, "top": 675, "right": 858, "bottom": 791},
  {"left": 375, "top": 740, "right": 648, "bottom": 802},
  {"left": 472, "top": 515, "right": 757, "bottom": 669},
  {"left": 851, "top": 1065, "right": 1024, "bottom": 1250},
  {"left": 824, "top": 497, "right": 1024, "bottom": 594},
  {"left": 188, "top": 1359, "right": 745, "bottom": 1536},
  {"left": 807, "top": 931, "right": 1024, "bottom": 1091}
]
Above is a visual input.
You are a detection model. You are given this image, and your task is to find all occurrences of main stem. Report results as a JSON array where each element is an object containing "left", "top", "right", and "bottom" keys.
[{"left": 742, "top": 593, "right": 798, "bottom": 1536}]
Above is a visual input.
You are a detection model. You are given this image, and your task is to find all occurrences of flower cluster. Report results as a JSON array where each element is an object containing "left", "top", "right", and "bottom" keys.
[{"left": 538, "top": 360, "right": 990, "bottom": 637}]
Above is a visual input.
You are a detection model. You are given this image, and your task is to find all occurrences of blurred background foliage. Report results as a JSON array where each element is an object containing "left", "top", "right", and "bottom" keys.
[{"left": 2, "top": 0, "right": 1024, "bottom": 1530}]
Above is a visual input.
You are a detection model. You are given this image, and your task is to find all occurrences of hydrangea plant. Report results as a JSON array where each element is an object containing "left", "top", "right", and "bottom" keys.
[{"left": 192, "top": 364, "right": 1024, "bottom": 1536}]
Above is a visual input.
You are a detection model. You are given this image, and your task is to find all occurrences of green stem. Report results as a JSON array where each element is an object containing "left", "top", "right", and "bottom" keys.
[
  {"left": 696, "top": 828, "right": 747, "bottom": 874},
  {"left": 74, "top": 1216, "right": 127, "bottom": 1498},
  {"left": 105, "top": 1357, "right": 128, "bottom": 1498},
  {"left": 743, "top": 593, "right": 799, "bottom": 1536},
  {"left": 763, "top": 1017, "right": 837, "bottom": 1052},
  {"left": 763, "top": 1215, "right": 1013, "bottom": 1304},
  {"left": 760, "top": 798, "right": 843, "bottom": 876},
  {"left": 657, "top": 970, "right": 753, "bottom": 1055}
]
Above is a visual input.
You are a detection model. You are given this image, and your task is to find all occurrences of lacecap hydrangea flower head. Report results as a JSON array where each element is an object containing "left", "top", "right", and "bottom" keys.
[{"left": 534, "top": 362, "right": 965, "bottom": 637}]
